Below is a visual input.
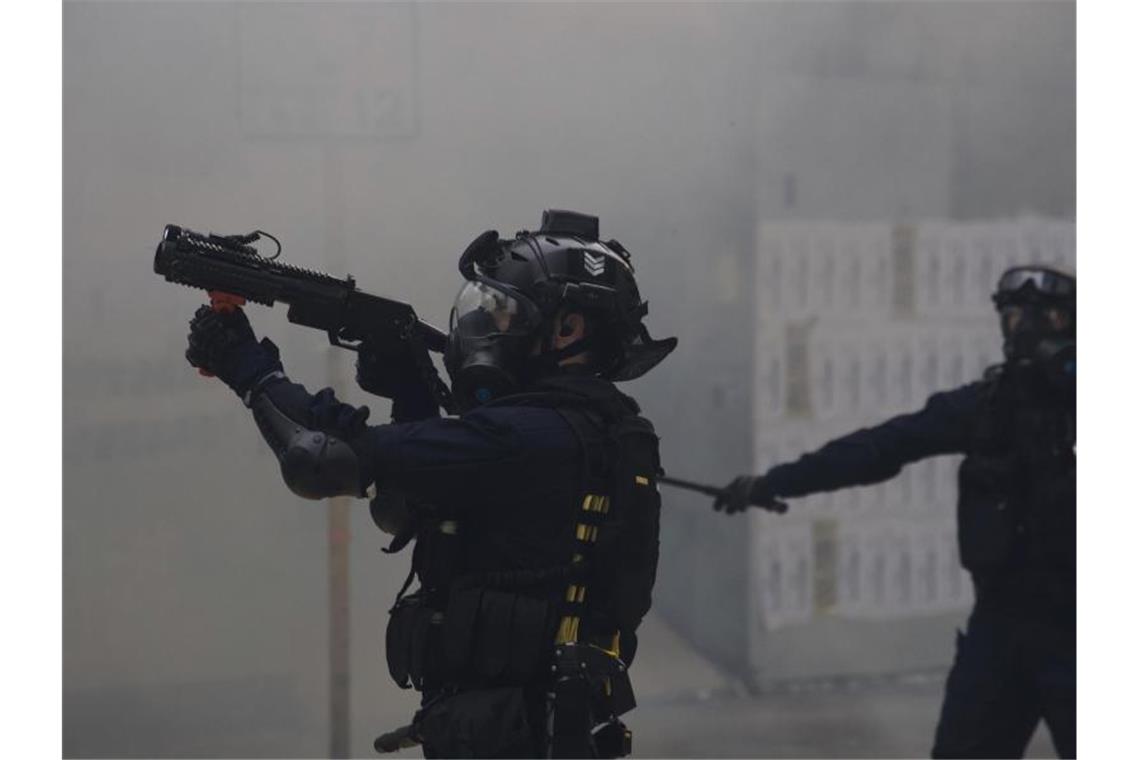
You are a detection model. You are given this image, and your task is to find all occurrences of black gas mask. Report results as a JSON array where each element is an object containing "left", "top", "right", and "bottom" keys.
[
  {"left": 993, "top": 266, "right": 1076, "bottom": 384},
  {"left": 443, "top": 278, "right": 544, "bottom": 410}
]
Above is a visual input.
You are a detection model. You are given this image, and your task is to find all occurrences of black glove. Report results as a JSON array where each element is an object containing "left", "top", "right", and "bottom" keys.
[
  {"left": 713, "top": 474, "right": 781, "bottom": 514},
  {"left": 356, "top": 339, "right": 439, "bottom": 421},
  {"left": 186, "top": 305, "right": 283, "bottom": 396}
]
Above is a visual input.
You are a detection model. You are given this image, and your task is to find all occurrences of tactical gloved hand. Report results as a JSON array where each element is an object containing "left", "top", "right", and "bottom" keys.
[
  {"left": 356, "top": 340, "right": 440, "bottom": 421},
  {"left": 713, "top": 475, "right": 783, "bottom": 514},
  {"left": 355, "top": 339, "right": 434, "bottom": 398},
  {"left": 186, "top": 305, "right": 283, "bottom": 397}
]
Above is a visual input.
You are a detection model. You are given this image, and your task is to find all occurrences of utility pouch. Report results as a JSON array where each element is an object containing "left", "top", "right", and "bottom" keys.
[
  {"left": 551, "top": 672, "right": 592, "bottom": 758},
  {"left": 592, "top": 719, "right": 633, "bottom": 759},
  {"left": 385, "top": 593, "right": 442, "bottom": 690},
  {"left": 550, "top": 643, "right": 635, "bottom": 758},
  {"left": 956, "top": 457, "right": 1015, "bottom": 574},
  {"left": 416, "top": 687, "right": 534, "bottom": 759},
  {"left": 442, "top": 586, "right": 556, "bottom": 684}
]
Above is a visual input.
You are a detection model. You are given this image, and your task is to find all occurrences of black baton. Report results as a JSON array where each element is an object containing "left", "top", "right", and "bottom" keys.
[{"left": 658, "top": 475, "right": 789, "bottom": 514}]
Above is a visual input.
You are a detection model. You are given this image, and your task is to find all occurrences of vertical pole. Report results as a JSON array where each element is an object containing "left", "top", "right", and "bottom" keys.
[
  {"left": 323, "top": 144, "right": 351, "bottom": 759},
  {"left": 327, "top": 488, "right": 352, "bottom": 758}
]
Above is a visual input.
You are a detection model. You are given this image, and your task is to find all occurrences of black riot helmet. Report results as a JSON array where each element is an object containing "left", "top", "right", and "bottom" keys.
[
  {"left": 992, "top": 265, "right": 1076, "bottom": 368},
  {"left": 443, "top": 209, "right": 677, "bottom": 409}
]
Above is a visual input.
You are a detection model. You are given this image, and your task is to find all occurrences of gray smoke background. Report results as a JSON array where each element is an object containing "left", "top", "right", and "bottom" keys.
[{"left": 63, "top": 2, "right": 1074, "bottom": 757}]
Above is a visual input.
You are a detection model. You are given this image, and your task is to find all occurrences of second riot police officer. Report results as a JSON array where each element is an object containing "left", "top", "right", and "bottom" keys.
[
  {"left": 183, "top": 210, "right": 676, "bottom": 758},
  {"left": 714, "top": 266, "right": 1076, "bottom": 759}
]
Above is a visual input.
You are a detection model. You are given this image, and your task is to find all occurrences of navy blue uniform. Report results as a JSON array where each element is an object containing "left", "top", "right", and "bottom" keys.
[
  {"left": 254, "top": 372, "right": 658, "bottom": 757},
  {"left": 259, "top": 372, "right": 598, "bottom": 574},
  {"left": 763, "top": 372, "right": 1075, "bottom": 759}
]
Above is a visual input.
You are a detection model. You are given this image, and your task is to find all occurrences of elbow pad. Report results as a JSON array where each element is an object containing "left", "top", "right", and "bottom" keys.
[{"left": 249, "top": 386, "right": 364, "bottom": 500}]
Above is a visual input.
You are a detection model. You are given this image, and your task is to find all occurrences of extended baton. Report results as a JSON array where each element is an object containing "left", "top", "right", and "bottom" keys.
[{"left": 657, "top": 475, "right": 788, "bottom": 514}]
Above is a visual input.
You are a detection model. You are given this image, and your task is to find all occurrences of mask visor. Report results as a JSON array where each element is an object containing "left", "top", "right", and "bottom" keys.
[{"left": 449, "top": 280, "right": 541, "bottom": 339}]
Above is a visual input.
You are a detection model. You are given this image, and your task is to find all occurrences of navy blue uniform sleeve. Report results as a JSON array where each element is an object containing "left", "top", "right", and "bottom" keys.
[
  {"left": 765, "top": 382, "right": 985, "bottom": 498},
  {"left": 351, "top": 404, "right": 578, "bottom": 506},
  {"left": 249, "top": 374, "right": 576, "bottom": 505},
  {"left": 255, "top": 375, "right": 373, "bottom": 437}
]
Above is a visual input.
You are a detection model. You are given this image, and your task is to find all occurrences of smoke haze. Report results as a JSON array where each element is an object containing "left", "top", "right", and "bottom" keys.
[{"left": 63, "top": 2, "right": 1073, "bottom": 756}]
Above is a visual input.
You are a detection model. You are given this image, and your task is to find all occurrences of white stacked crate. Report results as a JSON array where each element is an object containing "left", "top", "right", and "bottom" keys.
[{"left": 746, "top": 217, "right": 1075, "bottom": 687}]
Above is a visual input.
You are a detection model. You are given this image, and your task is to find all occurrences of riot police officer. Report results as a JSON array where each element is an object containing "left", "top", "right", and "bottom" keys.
[
  {"left": 184, "top": 210, "right": 676, "bottom": 758},
  {"left": 714, "top": 266, "right": 1076, "bottom": 759}
]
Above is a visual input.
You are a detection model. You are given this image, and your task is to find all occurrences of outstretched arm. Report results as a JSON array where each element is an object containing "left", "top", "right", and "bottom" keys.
[
  {"left": 185, "top": 305, "right": 374, "bottom": 499},
  {"left": 185, "top": 306, "right": 575, "bottom": 505},
  {"left": 716, "top": 384, "right": 984, "bottom": 513},
  {"left": 766, "top": 384, "right": 982, "bottom": 498}
]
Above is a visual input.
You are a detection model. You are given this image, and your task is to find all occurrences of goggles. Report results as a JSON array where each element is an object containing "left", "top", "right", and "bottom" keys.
[{"left": 996, "top": 267, "right": 1075, "bottom": 299}]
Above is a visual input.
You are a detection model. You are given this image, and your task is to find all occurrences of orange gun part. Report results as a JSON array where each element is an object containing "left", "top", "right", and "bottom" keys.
[{"left": 198, "top": 291, "right": 247, "bottom": 377}]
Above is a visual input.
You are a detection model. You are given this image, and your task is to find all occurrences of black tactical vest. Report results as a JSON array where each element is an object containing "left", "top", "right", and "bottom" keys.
[
  {"left": 956, "top": 365, "right": 1075, "bottom": 611},
  {"left": 379, "top": 375, "right": 660, "bottom": 758}
]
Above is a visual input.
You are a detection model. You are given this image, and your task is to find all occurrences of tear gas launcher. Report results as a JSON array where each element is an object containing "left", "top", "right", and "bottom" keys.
[{"left": 153, "top": 224, "right": 454, "bottom": 412}]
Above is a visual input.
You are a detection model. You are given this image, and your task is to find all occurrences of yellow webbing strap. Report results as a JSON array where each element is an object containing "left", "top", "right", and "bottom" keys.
[
  {"left": 555, "top": 493, "right": 609, "bottom": 645},
  {"left": 555, "top": 616, "right": 580, "bottom": 645}
]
